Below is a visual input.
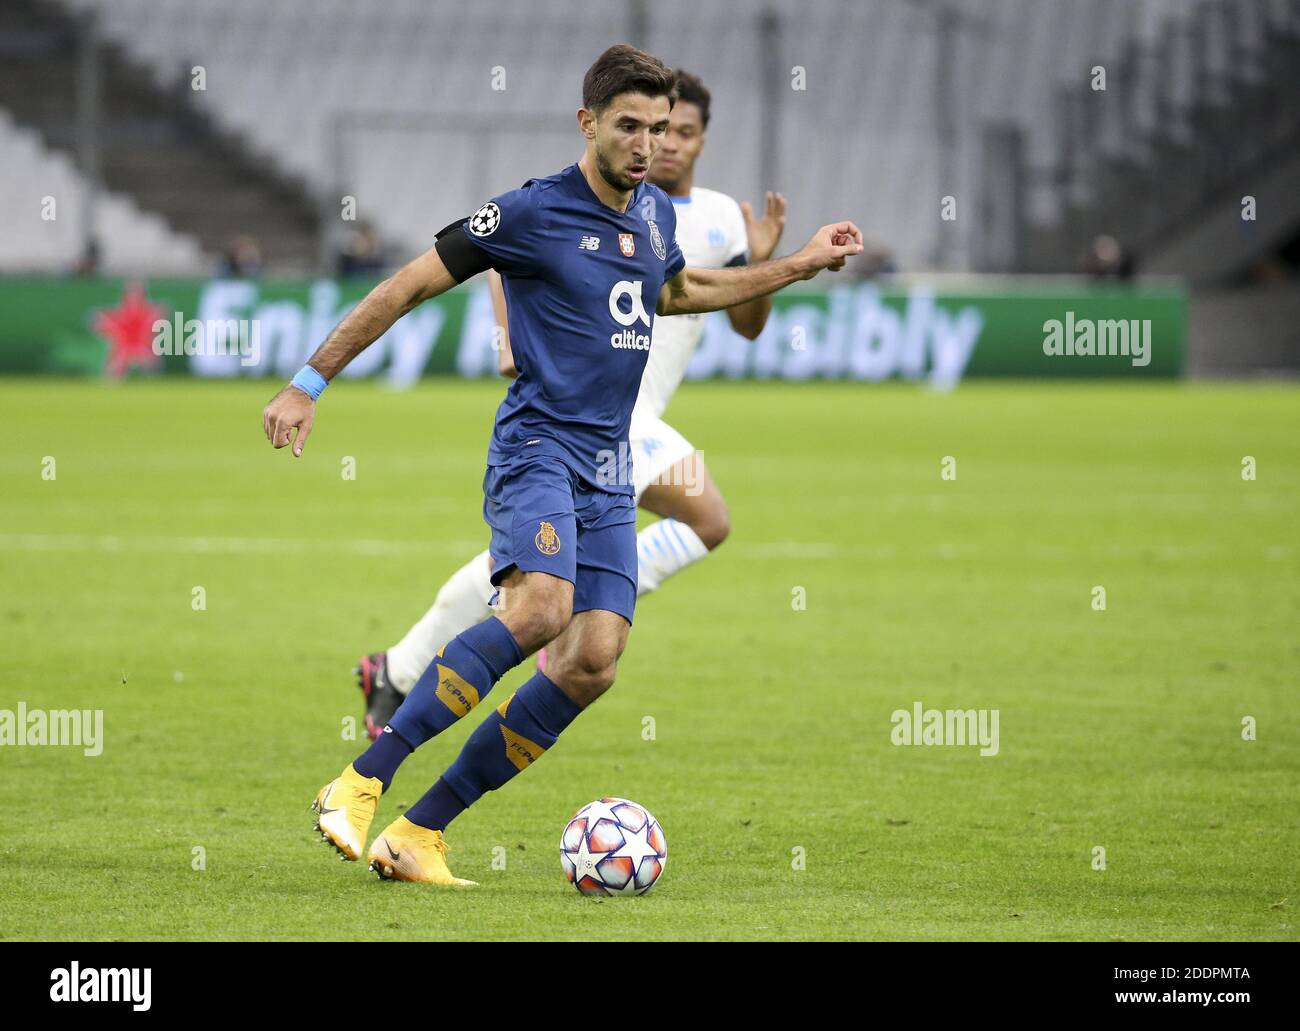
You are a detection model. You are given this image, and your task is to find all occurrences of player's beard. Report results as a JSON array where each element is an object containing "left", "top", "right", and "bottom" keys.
[{"left": 594, "top": 144, "right": 640, "bottom": 193}]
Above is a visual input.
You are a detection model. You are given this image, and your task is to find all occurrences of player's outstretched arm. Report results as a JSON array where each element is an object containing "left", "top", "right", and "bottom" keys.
[
  {"left": 658, "top": 221, "right": 862, "bottom": 318},
  {"left": 261, "top": 244, "right": 458, "bottom": 456}
]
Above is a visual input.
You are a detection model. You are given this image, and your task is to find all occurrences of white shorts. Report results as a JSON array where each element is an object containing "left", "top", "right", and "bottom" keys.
[{"left": 629, "top": 409, "right": 697, "bottom": 500}]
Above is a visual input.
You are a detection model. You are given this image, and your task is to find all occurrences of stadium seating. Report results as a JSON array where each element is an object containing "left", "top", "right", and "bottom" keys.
[
  {"left": 0, "top": 107, "right": 206, "bottom": 274},
  {"left": 16, "top": 0, "right": 1300, "bottom": 272}
]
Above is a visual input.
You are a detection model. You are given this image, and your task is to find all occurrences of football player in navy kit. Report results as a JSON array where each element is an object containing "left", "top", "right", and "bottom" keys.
[
  {"left": 262, "top": 44, "right": 861, "bottom": 885},
  {"left": 357, "top": 70, "right": 788, "bottom": 735}
]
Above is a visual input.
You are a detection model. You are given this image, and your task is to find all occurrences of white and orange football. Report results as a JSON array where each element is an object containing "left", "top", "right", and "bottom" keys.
[{"left": 560, "top": 797, "right": 667, "bottom": 897}]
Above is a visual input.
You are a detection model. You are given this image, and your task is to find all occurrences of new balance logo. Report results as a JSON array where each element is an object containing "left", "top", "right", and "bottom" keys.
[{"left": 578, "top": 235, "right": 600, "bottom": 251}]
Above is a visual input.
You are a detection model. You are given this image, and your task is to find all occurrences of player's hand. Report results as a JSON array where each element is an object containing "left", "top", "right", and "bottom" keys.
[
  {"left": 262, "top": 384, "right": 316, "bottom": 457},
  {"left": 795, "top": 221, "right": 864, "bottom": 279},
  {"left": 741, "top": 191, "right": 787, "bottom": 263}
]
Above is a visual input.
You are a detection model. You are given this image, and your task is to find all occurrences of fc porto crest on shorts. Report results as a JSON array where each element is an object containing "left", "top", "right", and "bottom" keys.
[
  {"left": 535, "top": 520, "right": 561, "bottom": 555},
  {"left": 618, "top": 233, "right": 635, "bottom": 257},
  {"left": 646, "top": 219, "right": 666, "bottom": 260}
]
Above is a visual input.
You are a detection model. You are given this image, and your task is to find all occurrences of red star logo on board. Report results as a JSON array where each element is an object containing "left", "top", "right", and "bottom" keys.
[{"left": 93, "top": 282, "right": 167, "bottom": 378}]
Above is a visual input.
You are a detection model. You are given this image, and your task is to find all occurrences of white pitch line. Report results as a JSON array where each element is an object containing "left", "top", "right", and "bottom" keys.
[
  {"left": 0, "top": 533, "right": 478, "bottom": 558},
  {"left": 0, "top": 534, "right": 1291, "bottom": 563},
  {"left": 0, "top": 533, "right": 858, "bottom": 560}
]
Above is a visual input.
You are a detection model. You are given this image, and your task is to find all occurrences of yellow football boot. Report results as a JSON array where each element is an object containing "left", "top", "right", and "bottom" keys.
[
  {"left": 311, "top": 764, "right": 382, "bottom": 861},
  {"left": 367, "top": 815, "right": 478, "bottom": 886}
]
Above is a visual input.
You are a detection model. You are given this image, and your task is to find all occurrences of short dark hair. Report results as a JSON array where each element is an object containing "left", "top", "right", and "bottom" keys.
[
  {"left": 582, "top": 44, "right": 677, "bottom": 115},
  {"left": 672, "top": 69, "right": 711, "bottom": 128}
]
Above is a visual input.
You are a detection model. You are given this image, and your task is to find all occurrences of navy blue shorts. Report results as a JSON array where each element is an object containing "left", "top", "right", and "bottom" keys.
[{"left": 483, "top": 456, "right": 638, "bottom": 625}]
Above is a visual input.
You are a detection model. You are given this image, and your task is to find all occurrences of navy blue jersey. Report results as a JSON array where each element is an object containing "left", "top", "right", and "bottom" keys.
[{"left": 460, "top": 163, "right": 686, "bottom": 494}]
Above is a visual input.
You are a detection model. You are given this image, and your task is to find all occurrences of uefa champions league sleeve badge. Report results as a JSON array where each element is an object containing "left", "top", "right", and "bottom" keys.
[{"left": 469, "top": 202, "right": 501, "bottom": 237}]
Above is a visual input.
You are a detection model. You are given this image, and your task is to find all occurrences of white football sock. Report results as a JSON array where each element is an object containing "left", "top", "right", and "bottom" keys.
[
  {"left": 386, "top": 549, "right": 496, "bottom": 694},
  {"left": 636, "top": 518, "right": 709, "bottom": 596}
]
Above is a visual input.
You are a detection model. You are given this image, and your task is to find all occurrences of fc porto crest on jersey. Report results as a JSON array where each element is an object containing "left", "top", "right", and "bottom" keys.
[
  {"left": 646, "top": 219, "right": 667, "bottom": 260},
  {"left": 618, "top": 233, "right": 635, "bottom": 257}
]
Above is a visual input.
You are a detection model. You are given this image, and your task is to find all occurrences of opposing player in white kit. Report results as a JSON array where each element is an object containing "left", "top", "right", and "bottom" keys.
[{"left": 356, "top": 70, "right": 788, "bottom": 736}]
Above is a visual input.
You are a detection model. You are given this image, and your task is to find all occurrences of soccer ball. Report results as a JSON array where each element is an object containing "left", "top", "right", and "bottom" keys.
[{"left": 561, "top": 797, "right": 666, "bottom": 897}]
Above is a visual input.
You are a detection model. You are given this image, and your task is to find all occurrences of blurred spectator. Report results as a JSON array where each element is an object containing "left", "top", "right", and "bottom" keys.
[
  {"left": 1248, "top": 257, "right": 1289, "bottom": 285},
  {"left": 851, "top": 242, "right": 897, "bottom": 281},
  {"left": 336, "top": 221, "right": 386, "bottom": 279},
  {"left": 72, "top": 238, "right": 102, "bottom": 277},
  {"left": 220, "top": 234, "right": 263, "bottom": 278},
  {"left": 1082, "top": 234, "right": 1136, "bottom": 281}
]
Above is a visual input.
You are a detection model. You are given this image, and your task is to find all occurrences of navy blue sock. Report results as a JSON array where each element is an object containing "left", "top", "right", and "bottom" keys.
[
  {"left": 386, "top": 615, "right": 523, "bottom": 751},
  {"left": 406, "top": 670, "right": 584, "bottom": 831},
  {"left": 403, "top": 777, "right": 468, "bottom": 832},
  {"left": 352, "top": 726, "right": 414, "bottom": 791}
]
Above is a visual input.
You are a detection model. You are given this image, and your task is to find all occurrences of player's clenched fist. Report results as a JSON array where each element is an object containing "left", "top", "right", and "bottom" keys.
[
  {"left": 794, "top": 221, "right": 864, "bottom": 279},
  {"left": 262, "top": 384, "right": 316, "bottom": 457}
]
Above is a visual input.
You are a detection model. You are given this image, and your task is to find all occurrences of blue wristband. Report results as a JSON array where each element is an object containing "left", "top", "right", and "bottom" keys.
[{"left": 290, "top": 365, "right": 328, "bottom": 400}]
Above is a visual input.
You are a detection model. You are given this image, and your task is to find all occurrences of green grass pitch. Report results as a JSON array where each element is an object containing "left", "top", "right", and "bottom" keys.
[{"left": 0, "top": 378, "right": 1295, "bottom": 941}]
